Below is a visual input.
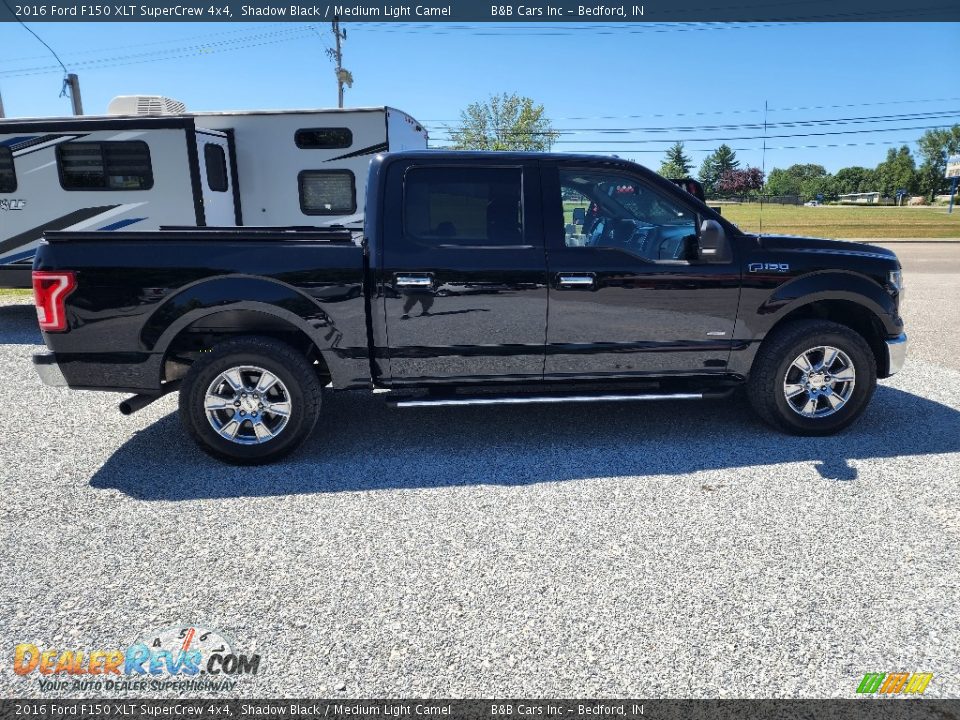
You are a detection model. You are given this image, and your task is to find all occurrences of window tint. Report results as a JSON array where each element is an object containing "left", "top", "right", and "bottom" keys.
[
  {"left": 295, "top": 128, "right": 353, "bottom": 149},
  {"left": 404, "top": 166, "right": 523, "bottom": 246},
  {"left": 57, "top": 141, "right": 153, "bottom": 190},
  {"left": 299, "top": 170, "right": 356, "bottom": 215},
  {"left": 561, "top": 169, "right": 697, "bottom": 261},
  {"left": 0, "top": 147, "right": 15, "bottom": 193},
  {"left": 204, "top": 143, "right": 228, "bottom": 192}
]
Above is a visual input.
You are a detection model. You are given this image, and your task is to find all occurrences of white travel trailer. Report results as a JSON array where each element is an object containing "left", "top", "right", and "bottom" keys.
[{"left": 0, "top": 99, "right": 428, "bottom": 287}]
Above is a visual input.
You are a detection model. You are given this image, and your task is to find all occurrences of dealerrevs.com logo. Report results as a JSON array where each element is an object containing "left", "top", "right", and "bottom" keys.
[
  {"left": 14, "top": 626, "right": 261, "bottom": 693},
  {"left": 856, "top": 672, "right": 933, "bottom": 695}
]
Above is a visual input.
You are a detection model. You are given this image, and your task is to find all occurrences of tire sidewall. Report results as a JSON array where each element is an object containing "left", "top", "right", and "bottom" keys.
[
  {"left": 182, "top": 347, "right": 316, "bottom": 463},
  {"left": 768, "top": 329, "right": 876, "bottom": 434}
]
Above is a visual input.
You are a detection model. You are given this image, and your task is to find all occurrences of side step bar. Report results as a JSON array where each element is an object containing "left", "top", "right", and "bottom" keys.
[{"left": 391, "top": 392, "right": 706, "bottom": 408}]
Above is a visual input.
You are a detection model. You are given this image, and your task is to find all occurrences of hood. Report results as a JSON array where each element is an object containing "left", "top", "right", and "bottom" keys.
[{"left": 756, "top": 235, "right": 897, "bottom": 262}]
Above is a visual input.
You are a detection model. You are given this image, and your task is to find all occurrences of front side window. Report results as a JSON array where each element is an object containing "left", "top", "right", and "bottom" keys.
[
  {"left": 561, "top": 169, "right": 697, "bottom": 261},
  {"left": 0, "top": 147, "right": 15, "bottom": 193},
  {"left": 404, "top": 166, "right": 523, "bottom": 247},
  {"left": 295, "top": 128, "right": 353, "bottom": 149},
  {"left": 299, "top": 170, "right": 356, "bottom": 215},
  {"left": 57, "top": 141, "right": 153, "bottom": 190},
  {"left": 204, "top": 143, "right": 228, "bottom": 192}
]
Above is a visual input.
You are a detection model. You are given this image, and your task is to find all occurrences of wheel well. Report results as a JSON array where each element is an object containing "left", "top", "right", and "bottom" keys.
[
  {"left": 764, "top": 300, "right": 889, "bottom": 376},
  {"left": 161, "top": 310, "right": 331, "bottom": 385}
]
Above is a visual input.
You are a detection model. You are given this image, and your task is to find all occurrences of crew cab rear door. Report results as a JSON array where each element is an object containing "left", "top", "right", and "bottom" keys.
[
  {"left": 378, "top": 158, "right": 548, "bottom": 384},
  {"left": 542, "top": 161, "right": 741, "bottom": 377}
]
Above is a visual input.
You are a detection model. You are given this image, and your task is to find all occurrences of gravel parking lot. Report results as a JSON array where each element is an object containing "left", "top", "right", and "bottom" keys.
[{"left": 1, "top": 243, "right": 958, "bottom": 699}]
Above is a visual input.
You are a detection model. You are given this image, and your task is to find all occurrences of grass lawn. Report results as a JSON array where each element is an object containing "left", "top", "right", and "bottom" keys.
[
  {"left": 0, "top": 288, "right": 33, "bottom": 298},
  {"left": 716, "top": 204, "right": 960, "bottom": 238}
]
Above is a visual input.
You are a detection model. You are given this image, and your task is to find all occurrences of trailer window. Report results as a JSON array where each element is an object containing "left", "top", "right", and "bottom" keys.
[
  {"left": 299, "top": 170, "right": 356, "bottom": 215},
  {"left": 204, "top": 143, "right": 229, "bottom": 192},
  {"left": 295, "top": 128, "right": 353, "bottom": 150},
  {"left": 403, "top": 166, "right": 523, "bottom": 247},
  {"left": 57, "top": 141, "right": 153, "bottom": 191},
  {"left": 0, "top": 147, "right": 15, "bottom": 193}
]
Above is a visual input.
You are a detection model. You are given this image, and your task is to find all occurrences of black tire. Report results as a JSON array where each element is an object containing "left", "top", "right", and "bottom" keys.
[
  {"left": 747, "top": 319, "right": 877, "bottom": 436},
  {"left": 179, "top": 336, "right": 322, "bottom": 464}
]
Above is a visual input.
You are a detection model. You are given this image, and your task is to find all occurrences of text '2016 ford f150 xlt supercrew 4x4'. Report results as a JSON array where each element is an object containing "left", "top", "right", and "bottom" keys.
[{"left": 31, "top": 151, "right": 907, "bottom": 464}]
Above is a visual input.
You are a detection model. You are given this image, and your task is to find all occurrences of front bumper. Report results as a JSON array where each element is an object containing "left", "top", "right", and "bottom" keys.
[
  {"left": 32, "top": 352, "right": 68, "bottom": 387},
  {"left": 884, "top": 333, "right": 907, "bottom": 376}
]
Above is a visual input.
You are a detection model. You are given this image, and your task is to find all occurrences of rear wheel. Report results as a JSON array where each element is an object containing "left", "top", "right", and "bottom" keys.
[
  {"left": 747, "top": 320, "right": 877, "bottom": 436},
  {"left": 179, "top": 337, "right": 322, "bottom": 464}
]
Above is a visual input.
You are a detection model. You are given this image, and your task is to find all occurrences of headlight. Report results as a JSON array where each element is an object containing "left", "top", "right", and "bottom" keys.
[{"left": 888, "top": 269, "right": 904, "bottom": 293}]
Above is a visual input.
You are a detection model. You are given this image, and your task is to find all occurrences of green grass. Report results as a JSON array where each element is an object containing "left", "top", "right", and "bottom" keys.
[
  {"left": 716, "top": 204, "right": 960, "bottom": 238},
  {"left": 0, "top": 288, "right": 32, "bottom": 298},
  {"left": 564, "top": 201, "right": 960, "bottom": 238}
]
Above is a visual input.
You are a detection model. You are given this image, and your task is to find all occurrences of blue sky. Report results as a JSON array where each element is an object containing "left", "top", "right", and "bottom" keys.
[{"left": 1, "top": 21, "right": 958, "bottom": 174}]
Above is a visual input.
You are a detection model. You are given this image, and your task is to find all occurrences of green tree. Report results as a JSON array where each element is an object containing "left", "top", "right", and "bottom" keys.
[
  {"left": 916, "top": 125, "right": 960, "bottom": 201},
  {"left": 765, "top": 163, "right": 831, "bottom": 201},
  {"left": 698, "top": 144, "right": 739, "bottom": 196},
  {"left": 449, "top": 93, "right": 559, "bottom": 151},
  {"left": 658, "top": 141, "right": 693, "bottom": 178},
  {"left": 875, "top": 145, "right": 917, "bottom": 198},
  {"left": 833, "top": 166, "right": 873, "bottom": 195}
]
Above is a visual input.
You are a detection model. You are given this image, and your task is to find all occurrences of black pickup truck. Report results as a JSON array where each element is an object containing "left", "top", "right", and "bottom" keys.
[{"left": 32, "top": 151, "right": 907, "bottom": 464}]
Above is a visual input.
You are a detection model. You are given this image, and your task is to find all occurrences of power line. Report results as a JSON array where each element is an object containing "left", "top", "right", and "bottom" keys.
[{"left": 0, "top": 0, "right": 69, "bottom": 76}]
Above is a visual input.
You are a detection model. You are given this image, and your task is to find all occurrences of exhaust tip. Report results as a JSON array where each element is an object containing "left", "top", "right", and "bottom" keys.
[{"left": 118, "top": 401, "right": 135, "bottom": 416}]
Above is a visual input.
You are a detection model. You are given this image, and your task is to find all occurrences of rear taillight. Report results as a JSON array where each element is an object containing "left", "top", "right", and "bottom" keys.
[{"left": 32, "top": 271, "right": 76, "bottom": 332}]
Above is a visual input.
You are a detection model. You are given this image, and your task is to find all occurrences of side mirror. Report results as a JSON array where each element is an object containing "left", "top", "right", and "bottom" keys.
[{"left": 698, "top": 219, "right": 731, "bottom": 263}]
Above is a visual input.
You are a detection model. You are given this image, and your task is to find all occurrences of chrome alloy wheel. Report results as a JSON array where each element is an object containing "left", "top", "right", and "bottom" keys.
[
  {"left": 203, "top": 366, "right": 292, "bottom": 445},
  {"left": 782, "top": 345, "right": 856, "bottom": 418}
]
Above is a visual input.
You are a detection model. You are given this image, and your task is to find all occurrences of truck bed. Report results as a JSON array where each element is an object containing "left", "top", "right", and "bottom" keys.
[{"left": 34, "top": 228, "right": 370, "bottom": 393}]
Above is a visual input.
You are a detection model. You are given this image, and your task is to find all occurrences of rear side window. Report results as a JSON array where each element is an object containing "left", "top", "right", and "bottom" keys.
[
  {"left": 204, "top": 143, "right": 228, "bottom": 192},
  {"left": 295, "top": 128, "right": 352, "bottom": 149},
  {"left": 298, "top": 170, "right": 356, "bottom": 215},
  {"left": 404, "top": 166, "right": 523, "bottom": 246},
  {"left": 57, "top": 141, "right": 153, "bottom": 190},
  {"left": 0, "top": 147, "right": 15, "bottom": 193}
]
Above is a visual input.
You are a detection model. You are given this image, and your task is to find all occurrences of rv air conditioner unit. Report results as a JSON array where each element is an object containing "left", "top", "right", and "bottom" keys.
[{"left": 107, "top": 95, "right": 187, "bottom": 116}]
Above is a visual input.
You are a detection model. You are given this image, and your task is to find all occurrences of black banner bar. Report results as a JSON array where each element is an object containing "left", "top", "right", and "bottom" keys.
[
  {"left": 0, "top": 0, "right": 958, "bottom": 22},
  {"left": 3, "top": 700, "right": 960, "bottom": 720}
]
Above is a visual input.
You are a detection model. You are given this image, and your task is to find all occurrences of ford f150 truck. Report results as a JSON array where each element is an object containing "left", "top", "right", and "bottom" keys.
[{"left": 31, "top": 151, "right": 907, "bottom": 464}]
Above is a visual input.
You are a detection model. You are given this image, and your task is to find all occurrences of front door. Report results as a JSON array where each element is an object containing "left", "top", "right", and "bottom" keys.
[
  {"left": 195, "top": 131, "right": 236, "bottom": 226},
  {"left": 543, "top": 163, "right": 741, "bottom": 378},
  {"left": 380, "top": 161, "right": 548, "bottom": 384}
]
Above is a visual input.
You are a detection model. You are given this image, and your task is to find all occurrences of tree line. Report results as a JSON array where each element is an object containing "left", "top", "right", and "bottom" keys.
[{"left": 448, "top": 93, "right": 960, "bottom": 203}]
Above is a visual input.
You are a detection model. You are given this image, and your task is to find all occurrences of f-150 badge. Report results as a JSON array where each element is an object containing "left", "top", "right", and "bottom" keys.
[{"left": 748, "top": 262, "right": 790, "bottom": 272}]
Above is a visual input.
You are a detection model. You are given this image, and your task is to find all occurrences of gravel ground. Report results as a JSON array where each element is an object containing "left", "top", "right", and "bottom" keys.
[{"left": 1, "top": 244, "right": 958, "bottom": 699}]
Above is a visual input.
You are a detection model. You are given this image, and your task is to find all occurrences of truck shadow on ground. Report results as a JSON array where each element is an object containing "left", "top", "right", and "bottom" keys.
[
  {"left": 0, "top": 303, "right": 42, "bottom": 345},
  {"left": 90, "top": 383, "right": 960, "bottom": 500}
]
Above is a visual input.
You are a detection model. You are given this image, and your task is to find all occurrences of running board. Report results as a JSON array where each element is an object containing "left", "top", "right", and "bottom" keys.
[{"left": 391, "top": 392, "right": 706, "bottom": 408}]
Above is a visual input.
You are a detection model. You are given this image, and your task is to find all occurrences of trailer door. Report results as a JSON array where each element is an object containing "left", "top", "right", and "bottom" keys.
[{"left": 195, "top": 131, "right": 237, "bottom": 226}]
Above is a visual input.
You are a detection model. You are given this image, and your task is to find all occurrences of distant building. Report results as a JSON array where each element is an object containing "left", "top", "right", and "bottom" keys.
[{"left": 838, "top": 191, "right": 881, "bottom": 204}]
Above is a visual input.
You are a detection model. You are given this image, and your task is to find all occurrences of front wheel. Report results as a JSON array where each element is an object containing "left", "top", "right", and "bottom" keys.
[
  {"left": 747, "top": 320, "right": 877, "bottom": 436},
  {"left": 179, "top": 337, "right": 322, "bottom": 464}
]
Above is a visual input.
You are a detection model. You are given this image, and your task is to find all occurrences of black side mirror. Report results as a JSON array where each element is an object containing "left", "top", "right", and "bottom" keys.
[{"left": 698, "top": 219, "right": 731, "bottom": 263}]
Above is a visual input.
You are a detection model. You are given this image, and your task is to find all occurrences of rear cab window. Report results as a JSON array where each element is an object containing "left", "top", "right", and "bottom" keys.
[{"left": 403, "top": 166, "right": 524, "bottom": 247}]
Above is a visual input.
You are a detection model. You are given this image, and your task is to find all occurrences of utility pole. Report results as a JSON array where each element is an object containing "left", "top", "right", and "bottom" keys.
[
  {"left": 0, "top": 88, "right": 5, "bottom": 118},
  {"left": 326, "top": 18, "right": 352, "bottom": 108},
  {"left": 63, "top": 74, "right": 83, "bottom": 115}
]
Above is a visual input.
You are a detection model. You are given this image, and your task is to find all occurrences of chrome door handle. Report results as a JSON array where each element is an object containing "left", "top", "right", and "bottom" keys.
[
  {"left": 395, "top": 275, "right": 433, "bottom": 289},
  {"left": 558, "top": 274, "right": 595, "bottom": 288}
]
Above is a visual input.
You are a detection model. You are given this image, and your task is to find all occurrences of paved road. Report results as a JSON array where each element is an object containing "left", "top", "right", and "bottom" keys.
[{"left": 1, "top": 243, "right": 958, "bottom": 699}]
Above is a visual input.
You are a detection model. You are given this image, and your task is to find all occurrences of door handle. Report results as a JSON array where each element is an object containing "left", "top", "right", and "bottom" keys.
[
  {"left": 395, "top": 275, "right": 433, "bottom": 289},
  {"left": 558, "top": 274, "right": 595, "bottom": 289}
]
